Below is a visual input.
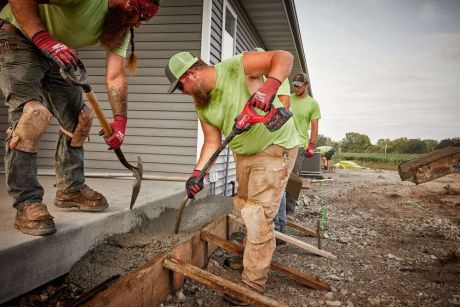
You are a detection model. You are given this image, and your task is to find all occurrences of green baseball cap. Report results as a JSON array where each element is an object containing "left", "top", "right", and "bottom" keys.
[{"left": 165, "top": 52, "right": 199, "bottom": 94}]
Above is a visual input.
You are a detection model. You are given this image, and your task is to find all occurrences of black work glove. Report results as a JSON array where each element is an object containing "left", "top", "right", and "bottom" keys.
[{"left": 185, "top": 169, "right": 204, "bottom": 198}]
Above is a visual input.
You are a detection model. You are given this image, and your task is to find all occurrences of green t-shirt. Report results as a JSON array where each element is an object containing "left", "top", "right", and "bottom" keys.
[
  {"left": 317, "top": 146, "right": 333, "bottom": 154},
  {"left": 290, "top": 94, "right": 321, "bottom": 147},
  {"left": 196, "top": 54, "right": 299, "bottom": 155},
  {"left": 0, "top": 0, "right": 129, "bottom": 57},
  {"left": 277, "top": 78, "right": 291, "bottom": 96}
]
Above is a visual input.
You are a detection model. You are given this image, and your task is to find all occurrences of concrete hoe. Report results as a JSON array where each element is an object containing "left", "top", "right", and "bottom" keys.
[
  {"left": 174, "top": 99, "right": 293, "bottom": 233},
  {"left": 60, "top": 61, "right": 143, "bottom": 209}
]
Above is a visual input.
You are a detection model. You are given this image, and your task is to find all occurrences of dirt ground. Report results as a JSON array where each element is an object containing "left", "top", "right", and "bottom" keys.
[
  {"left": 6, "top": 169, "right": 460, "bottom": 306},
  {"left": 164, "top": 169, "right": 460, "bottom": 307}
]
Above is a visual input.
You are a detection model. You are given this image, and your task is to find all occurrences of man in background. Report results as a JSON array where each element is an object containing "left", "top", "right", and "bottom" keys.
[
  {"left": 317, "top": 145, "right": 336, "bottom": 171},
  {"left": 290, "top": 72, "right": 321, "bottom": 158}
]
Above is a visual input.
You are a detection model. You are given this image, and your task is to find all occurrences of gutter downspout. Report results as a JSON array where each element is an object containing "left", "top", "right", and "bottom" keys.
[{"left": 283, "top": 0, "right": 313, "bottom": 96}]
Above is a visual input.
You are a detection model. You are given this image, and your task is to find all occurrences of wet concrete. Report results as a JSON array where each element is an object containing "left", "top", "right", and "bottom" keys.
[
  {"left": 0, "top": 174, "right": 186, "bottom": 303},
  {"left": 68, "top": 196, "right": 233, "bottom": 290}
]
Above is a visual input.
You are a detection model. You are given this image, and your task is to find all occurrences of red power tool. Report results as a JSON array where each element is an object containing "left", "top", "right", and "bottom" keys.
[{"left": 174, "top": 101, "right": 292, "bottom": 233}]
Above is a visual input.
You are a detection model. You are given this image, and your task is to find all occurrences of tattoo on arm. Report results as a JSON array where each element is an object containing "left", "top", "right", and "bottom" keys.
[{"left": 108, "top": 85, "right": 127, "bottom": 117}]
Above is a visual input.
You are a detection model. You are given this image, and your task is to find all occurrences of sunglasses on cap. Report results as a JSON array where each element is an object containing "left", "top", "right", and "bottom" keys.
[
  {"left": 131, "top": 0, "right": 160, "bottom": 22},
  {"left": 176, "top": 71, "right": 190, "bottom": 92}
]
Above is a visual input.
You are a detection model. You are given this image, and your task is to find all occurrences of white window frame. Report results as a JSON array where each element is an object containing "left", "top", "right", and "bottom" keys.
[{"left": 221, "top": 0, "right": 238, "bottom": 60}]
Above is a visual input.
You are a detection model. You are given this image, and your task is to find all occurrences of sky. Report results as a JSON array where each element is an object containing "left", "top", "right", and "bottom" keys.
[{"left": 294, "top": 0, "right": 460, "bottom": 143}]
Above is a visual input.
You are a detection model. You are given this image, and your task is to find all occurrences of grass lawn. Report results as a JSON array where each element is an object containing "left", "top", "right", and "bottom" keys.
[{"left": 332, "top": 152, "right": 420, "bottom": 170}]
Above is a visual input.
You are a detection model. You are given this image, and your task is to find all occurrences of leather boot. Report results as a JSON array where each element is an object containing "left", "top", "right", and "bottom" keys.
[
  {"left": 14, "top": 203, "right": 56, "bottom": 236},
  {"left": 54, "top": 185, "right": 108, "bottom": 211}
]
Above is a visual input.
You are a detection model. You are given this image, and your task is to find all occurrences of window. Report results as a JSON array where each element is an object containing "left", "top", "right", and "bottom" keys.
[{"left": 221, "top": 3, "right": 237, "bottom": 60}]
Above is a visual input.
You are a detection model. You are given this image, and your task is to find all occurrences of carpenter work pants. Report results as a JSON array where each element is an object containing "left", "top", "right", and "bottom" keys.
[
  {"left": 0, "top": 27, "right": 85, "bottom": 209},
  {"left": 233, "top": 145, "right": 297, "bottom": 292}
]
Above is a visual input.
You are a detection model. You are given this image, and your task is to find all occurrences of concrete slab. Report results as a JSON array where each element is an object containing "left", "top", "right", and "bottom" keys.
[{"left": 0, "top": 174, "right": 186, "bottom": 304}]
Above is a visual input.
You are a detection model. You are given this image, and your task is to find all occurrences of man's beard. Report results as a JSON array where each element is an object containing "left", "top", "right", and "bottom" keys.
[
  {"left": 100, "top": 6, "right": 135, "bottom": 49},
  {"left": 191, "top": 87, "right": 211, "bottom": 109}
]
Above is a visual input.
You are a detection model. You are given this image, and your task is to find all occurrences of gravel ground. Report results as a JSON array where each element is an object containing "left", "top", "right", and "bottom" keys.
[
  {"left": 5, "top": 169, "right": 460, "bottom": 306},
  {"left": 164, "top": 169, "right": 460, "bottom": 307}
]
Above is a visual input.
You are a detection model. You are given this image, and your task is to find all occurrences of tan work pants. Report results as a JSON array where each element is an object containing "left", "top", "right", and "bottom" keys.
[{"left": 233, "top": 145, "right": 297, "bottom": 292}]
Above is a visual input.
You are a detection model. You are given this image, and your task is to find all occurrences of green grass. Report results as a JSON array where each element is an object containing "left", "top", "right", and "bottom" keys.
[{"left": 332, "top": 152, "right": 420, "bottom": 170}]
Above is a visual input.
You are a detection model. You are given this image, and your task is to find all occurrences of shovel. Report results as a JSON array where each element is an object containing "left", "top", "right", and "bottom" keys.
[{"left": 60, "top": 61, "right": 143, "bottom": 209}]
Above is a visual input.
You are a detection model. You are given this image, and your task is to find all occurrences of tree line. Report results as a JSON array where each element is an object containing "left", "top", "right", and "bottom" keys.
[{"left": 317, "top": 132, "right": 460, "bottom": 154}]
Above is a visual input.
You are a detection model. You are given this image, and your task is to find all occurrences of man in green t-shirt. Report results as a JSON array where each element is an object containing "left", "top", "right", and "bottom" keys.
[
  {"left": 290, "top": 72, "right": 321, "bottom": 157},
  {"left": 0, "top": 0, "right": 160, "bottom": 236},
  {"left": 165, "top": 50, "right": 298, "bottom": 301},
  {"left": 317, "top": 145, "right": 336, "bottom": 170}
]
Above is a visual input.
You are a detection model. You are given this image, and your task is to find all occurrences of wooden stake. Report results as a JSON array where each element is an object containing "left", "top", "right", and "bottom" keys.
[
  {"left": 201, "top": 231, "right": 330, "bottom": 291},
  {"left": 228, "top": 214, "right": 337, "bottom": 260},
  {"left": 287, "top": 218, "right": 318, "bottom": 237},
  {"left": 317, "top": 219, "right": 322, "bottom": 250},
  {"left": 163, "top": 257, "right": 286, "bottom": 307},
  {"left": 311, "top": 178, "right": 334, "bottom": 183}
]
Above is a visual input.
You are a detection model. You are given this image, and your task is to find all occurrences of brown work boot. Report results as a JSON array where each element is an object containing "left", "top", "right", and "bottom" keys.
[
  {"left": 54, "top": 185, "right": 108, "bottom": 211},
  {"left": 223, "top": 282, "right": 263, "bottom": 306},
  {"left": 224, "top": 256, "right": 244, "bottom": 270},
  {"left": 14, "top": 203, "right": 56, "bottom": 236}
]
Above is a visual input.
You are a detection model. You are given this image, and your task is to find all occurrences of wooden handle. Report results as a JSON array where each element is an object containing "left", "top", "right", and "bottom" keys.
[{"left": 85, "top": 91, "right": 112, "bottom": 137}]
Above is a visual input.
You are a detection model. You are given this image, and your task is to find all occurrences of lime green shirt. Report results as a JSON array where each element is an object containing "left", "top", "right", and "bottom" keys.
[
  {"left": 196, "top": 54, "right": 299, "bottom": 155},
  {"left": 317, "top": 146, "right": 333, "bottom": 154},
  {"left": 277, "top": 78, "right": 291, "bottom": 96},
  {"left": 0, "top": 0, "right": 129, "bottom": 57},
  {"left": 290, "top": 94, "right": 321, "bottom": 147}
]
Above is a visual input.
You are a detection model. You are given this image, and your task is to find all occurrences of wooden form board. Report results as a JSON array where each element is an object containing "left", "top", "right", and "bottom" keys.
[
  {"left": 228, "top": 213, "right": 337, "bottom": 260},
  {"left": 84, "top": 215, "right": 228, "bottom": 307},
  {"left": 201, "top": 231, "right": 330, "bottom": 291},
  {"left": 164, "top": 257, "right": 285, "bottom": 307}
]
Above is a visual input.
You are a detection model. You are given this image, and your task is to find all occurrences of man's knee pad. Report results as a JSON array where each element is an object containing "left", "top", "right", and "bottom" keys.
[
  {"left": 241, "top": 205, "right": 274, "bottom": 244},
  {"left": 69, "top": 105, "right": 94, "bottom": 147},
  {"left": 8, "top": 100, "right": 52, "bottom": 153}
]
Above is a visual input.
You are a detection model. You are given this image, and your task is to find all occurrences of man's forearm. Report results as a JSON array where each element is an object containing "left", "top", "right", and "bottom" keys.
[
  {"left": 195, "top": 141, "right": 221, "bottom": 170},
  {"left": 309, "top": 120, "right": 319, "bottom": 145},
  {"left": 9, "top": 0, "right": 49, "bottom": 38},
  {"left": 268, "top": 51, "right": 293, "bottom": 82},
  {"left": 107, "top": 84, "right": 128, "bottom": 117}
]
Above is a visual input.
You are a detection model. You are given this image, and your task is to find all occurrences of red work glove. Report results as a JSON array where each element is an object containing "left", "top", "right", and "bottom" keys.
[
  {"left": 249, "top": 77, "right": 282, "bottom": 111},
  {"left": 101, "top": 115, "right": 127, "bottom": 149},
  {"left": 32, "top": 30, "right": 79, "bottom": 70},
  {"left": 185, "top": 169, "right": 205, "bottom": 199},
  {"left": 304, "top": 143, "right": 315, "bottom": 158}
]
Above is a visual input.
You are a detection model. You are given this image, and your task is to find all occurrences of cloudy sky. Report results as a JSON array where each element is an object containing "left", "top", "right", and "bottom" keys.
[{"left": 294, "top": 0, "right": 460, "bottom": 143}]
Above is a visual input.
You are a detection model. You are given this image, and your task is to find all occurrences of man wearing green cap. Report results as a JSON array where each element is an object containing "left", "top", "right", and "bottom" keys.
[
  {"left": 165, "top": 50, "right": 299, "bottom": 300},
  {"left": 317, "top": 145, "right": 336, "bottom": 170},
  {"left": 291, "top": 72, "right": 321, "bottom": 157}
]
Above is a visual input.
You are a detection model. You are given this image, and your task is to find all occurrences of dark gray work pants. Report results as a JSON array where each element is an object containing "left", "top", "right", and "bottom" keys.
[{"left": 0, "top": 28, "right": 85, "bottom": 209}]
